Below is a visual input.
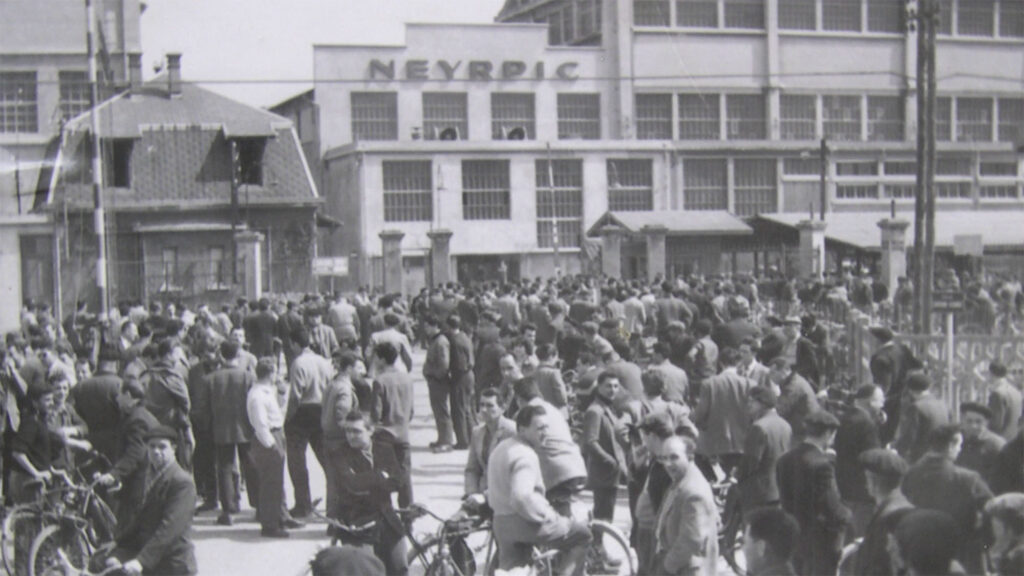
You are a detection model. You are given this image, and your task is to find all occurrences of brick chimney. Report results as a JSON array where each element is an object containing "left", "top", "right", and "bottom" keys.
[
  {"left": 166, "top": 53, "right": 182, "bottom": 97},
  {"left": 128, "top": 52, "right": 143, "bottom": 94}
]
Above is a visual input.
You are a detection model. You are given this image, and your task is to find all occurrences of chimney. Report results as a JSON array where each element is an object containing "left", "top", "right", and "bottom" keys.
[
  {"left": 128, "top": 52, "right": 143, "bottom": 94},
  {"left": 166, "top": 53, "right": 182, "bottom": 97}
]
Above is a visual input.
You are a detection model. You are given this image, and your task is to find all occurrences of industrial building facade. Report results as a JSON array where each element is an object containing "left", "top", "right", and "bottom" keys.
[{"left": 307, "top": 0, "right": 1024, "bottom": 289}]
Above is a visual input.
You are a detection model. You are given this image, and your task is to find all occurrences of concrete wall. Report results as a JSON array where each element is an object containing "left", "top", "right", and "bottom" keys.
[{"left": 0, "top": 216, "right": 53, "bottom": 333}]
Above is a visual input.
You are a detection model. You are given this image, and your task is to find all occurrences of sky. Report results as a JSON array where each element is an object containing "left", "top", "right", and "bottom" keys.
[{"left": 140, "top": 0, "right": 506, "bottom": 107}]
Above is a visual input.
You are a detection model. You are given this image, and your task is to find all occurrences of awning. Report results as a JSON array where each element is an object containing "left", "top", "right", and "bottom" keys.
[
  {"left": 586, "top": 210, "right": 752, "bottom": 237},
  {"left": 756, "top": 211, "right": 1024, "bottom": 251}
]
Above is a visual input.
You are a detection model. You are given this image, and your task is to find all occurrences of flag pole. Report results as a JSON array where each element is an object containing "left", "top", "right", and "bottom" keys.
[{"left": 86, "top": 0, "right": 109, "bottom": 315}]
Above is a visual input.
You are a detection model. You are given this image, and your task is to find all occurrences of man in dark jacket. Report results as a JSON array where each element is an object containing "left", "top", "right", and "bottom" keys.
[
  {"left": 582, "top": 372, "right": 629, "bottom": 567},
  {"left": 989, "top": 429, "right": 1024, "bottom": 495},
  {"left": 447, "top": 316, "right": 476, "bottom": 449},
  {"left": 835, "top": 384, "right": 884, "bottom": 537},
  {"left": 737, "top": 386, "right": 791, "bottom": 515},
  {"left": 868, "top": 326, "right": 920, "bottom": 442},
  {"left": 956, "top": 401, "right": 1006, "bottom": 484},
  {"left": 143, "top": 340, "right": 192, "bottom": 470},
  {"left": 71, "top": 351, "right": 122, "bottom": 463},
  {"left": 851, "top": 449, "right": 912, "bottom": 576},
  {"left": 422, "top": 316, "right": 452, "bottom": 452},
  {"left": 893, "top": 372, "right": 949, "bottom": 463},
  {"left": 742, "top": 507, "right": 800, "bottom": 576},
  {"left": 777, "top": 410, "right": 851, "bottom": 576},
  {"left": 97, "top": 379, "right": 160, "bottom": 526},
  {"left": 106, "top": 425, "right": 197, "bottom": 576},
  {"left": 243, "top": 298, "right": 278, "bottom": 359}
]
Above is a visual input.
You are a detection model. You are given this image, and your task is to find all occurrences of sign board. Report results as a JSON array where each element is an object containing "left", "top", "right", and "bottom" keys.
[
  {"left": 953, "top": 234, "right": 983, "bottom": 257},
  {"left": 933, "top": 290, "right": 964, "bottom": 313},
  {"left": 312, "top": 257, "right": 349, "bottom": 277}
]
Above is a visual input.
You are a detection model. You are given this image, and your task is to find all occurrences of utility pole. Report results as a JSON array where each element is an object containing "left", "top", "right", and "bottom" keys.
[
  {"left": 230, "top": 140, "right": 240, "bottom": 283},
  {"left": 923, "top": 0, "right": 938, "bottom": 335},
  {"left": 819, "top": 138, "right": 829, "bottom": 221},
  {"left": 912, "top": 0, "right": 937, "bottom": 334},
  {"left": 86, "top": 0, "right": 108, "bottom": 315}
]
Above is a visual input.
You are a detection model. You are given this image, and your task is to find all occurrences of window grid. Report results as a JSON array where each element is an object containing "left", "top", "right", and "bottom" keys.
[
  {"left": 562, "top": 7, "right": 576, "bottom": 42},
  {"left": 0, "top": 71, "right": 38, "bottom": 133},
  {"left": 958, "top": 0, "right": 995, "bottom": 36},
  {"left": 936, "top": 157, "right": 972, "bottom": 176},
  {"left": 836, "top": 161, "right": 879, "bottom": 176},
  {"left": 636, "top": 94, "right": 673, "bottom": 140},
  {"left": 491, "top": 93, "right": 536, "bottom": 139},
  {"left": 936, "top": 0, "right": 954, "bottom": 34},
  {"left": 867, "top": 96, "right": 904, "bottom": 141},
  {"left": 548, "top": 12, "right": 563, "bottom": 44},
  {"left": 683, "top": 159, "right": 728, "bottom": 210},
  {"left": 422, "top": 93, "right": 468, "bottom": 140},
  {"left": 576, "top": 0, "right": 600, "bottom": 39},
  {"left": 936, "top": 97, "right": 952, "bottom": 141},
  {"left": 783, "top": 158, "right": 819, "bottom": 175},
  {"left": 823, "top": 95, "right": 862, "bottom": 141},
  {"left": 462, "top": 160, "right": 511, "bottom": 220},
  {"left": 979, "top": 186, "right": 1019, "bottom": 199},
  {"left": 536, "top": 160, "right": 584, "bottom": 248},
  {"left": 734, "top": 159, "right": 777, "bottom": 216},
  {"left": 1001, "top": 0, "right": 1024, "bottom": 37},
  {"left": 936, "top": 182, "right": 972, "bottom": 199},
  {"left": 679, "top": 94, "right": 721, "bottom": 140},
  {"left": 726, "top": 94, "right": 766, "bottom": 139},
  {"left": 956, "top": 97, "right": 993, "bottom": 142},
  {"left": 867, "top": 0, "right": 905, "bottom": 33},
  {"left": 607, "top": 159, "right": 654, "bottom": 211},
  {"left": 836, "top": 184, "right": 879, "bottom": 199},
  {"left": 351, "top": 92, "right": 397, "bottom": 141},
  {"left": 677, "top": 0, "right": 719, "bottom": 27},
  {"left": 557, "top": 93, "right": 601, "bottom": 140},
  {"left": 822, "top": 0, "right": 862, "bottom": 31},
  {"left": 634, "top": 0, "right": 671, "bottom": 25},
  {"left": 383, "top": 161, "right": 433, "bottom": 222},
  {"left": 997, "top": 98, "right": 1024, "bottom": 143},
  {"left": 780, "top": 95, "right": 816, "bottom": 140},
  {"left": 724, "top": 0, "right": 766, "bottom": 29},
  {"left": 779, "top": 0, "right": 816, "bottom": 30},
  {"left": 980, "top": 161, "right": 1018, "bottom": 177},
  {"left": 884, "top": 184, "right": 916, "bottom": 199},
  {"left": 884, "top": 161, "right": 917, "bottom": 176},
  {"left": 58, "top": 71, "right": 89, "bottom": 121}
]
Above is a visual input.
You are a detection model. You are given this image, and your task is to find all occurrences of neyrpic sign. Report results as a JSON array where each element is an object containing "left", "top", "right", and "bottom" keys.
[
  {"left": 953, "top": 234, "right": 983, "bottom": 257},
  {"left": 312, "top": 257, "right": 349, "bottom": 277},
  {"left": 368, "top": 59, "right": 579, "bottom": 81},
  {"left": 933, "top": 290, "right": 964, "bottom": 313}
]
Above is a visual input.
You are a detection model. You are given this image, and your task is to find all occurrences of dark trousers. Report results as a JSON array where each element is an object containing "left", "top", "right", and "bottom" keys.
[
  {"left": 216, "top": 442, "right": 255, "bottom": 514},
  {"left": 285, "top": 404, "right": 326, "bottom": 513},
  {"left": 393, "top": 440, "right": 413, "bottom": 509},
  {"left": 795, "top": 528, "right": 842, "bottom": 576},
  {"left": 592, "top": 486, "right": 617, "bottom": 521},
  {"left": 324, "top": 438, "right": 346, "bottom": 520},
  {"left": 192, "top": 426, "right": 217, "bottom": 504},
  {"left": 248, "top": 430, "right": 289, "bottom": 532},
  {"left": 426, "top": 376, "right": 454, "bottom": 446},
  {"left": 450, "top": 371, "right": 476, "bottom": 446}
]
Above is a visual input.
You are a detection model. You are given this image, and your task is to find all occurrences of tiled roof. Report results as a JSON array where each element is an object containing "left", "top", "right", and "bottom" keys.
[{"left": 587, "top": 211, "right": 753, "bottom": 237}]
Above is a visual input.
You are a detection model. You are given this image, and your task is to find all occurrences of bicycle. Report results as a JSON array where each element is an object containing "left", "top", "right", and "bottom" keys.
[
  {"left": 712, "top": 478, "right": 746, "bottom": 576},
  {"left": 24, "top": 542, "right": 123, "bottom": 576}
]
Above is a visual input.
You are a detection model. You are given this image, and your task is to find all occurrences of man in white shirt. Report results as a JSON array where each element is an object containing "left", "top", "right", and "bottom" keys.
[{"left": 247, "top": 359, "right": 301, "bottom": 537}]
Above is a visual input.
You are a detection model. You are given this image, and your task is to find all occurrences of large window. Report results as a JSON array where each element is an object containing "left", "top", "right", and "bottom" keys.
[
  {"left": 634, "top": 0, "right": 671, "bottom": 25},
  {"left": 103, "top": 139, "right": 132, "bottom": 188},
  {"left": 491, "top": 93, "right": 536, "bottom": 140},
  {"left": 822, "top": 0, "right": 862, "bottom": 31},
  {"left": 383, "top": 161, "right": 432, "bottom": 222},
  {"left": 677, "top": 0, "right": 718, "bottom": 27},
  {"left": 998, "top": 98, "right": 1024, "bottom": 143},
  {"left": 780, "top": 94, "right": 816, "bottom": 140},
  {"left": 779, "top": 0, "right": 816, "bottom": 30},
  {"left": 636, "top": 94, "right": 673, "bottom": 140},
  {"left": 724, "top": 0, "right": 765, "bottom": 29},
  {"left": 935, "top": 97, "right": 952, "bottom": 141},
  {"left": 0, "top": 71, "right": 38, "bottom": 133},
  {"left": 423, "top": 92, "right": 468, "bottom": 140},
  {"left": 726, "top": 94, "right": 766, "bottom": 139},
  {"left": 867, "top": 96, "right": 904, "bottom": 141},
  {"left": 576, "top": 0, "right": 601, "bottom": 39},
  {"left": 58, "top": 71, "right": 89, "bottom": 121},
  {"left": 822, "top": 95, "right": 862, "bottom": 141},
  {"left": 956, "top": 97, "right": 993, "bottom": 142},
  {"left": 351, "top": 92, "right": 397, "bottom": 140},
  {"left": 557, "top": 93, "right": 601, "bottom": 139},
  {"left": 607, "top": 159, "right": 654, "bottom": 211},
  {"left": 234, "top": 138, "right": 265, "bottom": 186},
  {"left": 867, "top": 0, "right": 905, "bottom": 32},
  {"left": 462, "top": 160, "right": 510, "bottom": 220},
  {"left": 536, "top": 160, "right": 583, "bottom": 248},
  {"left": 734, "top": 159, "right": 777, "bottom": 216},
  {"left": 679, "top": 94, "right": 720, "bottom": 140},
  {"left": 160, "top": 248, "right": 179, "bottom": 292},
  {"left": 1001, "top": 0, "right": 1024, "bottom": 37},
  {"left": 209, "top": 247, "right": 227, "bottom": 288},
  {"left": 958, "top": 0, "right": 995, "bottom": 36},
  {"left": 683, "top": 159, "right": 728, "bottom": 210}
]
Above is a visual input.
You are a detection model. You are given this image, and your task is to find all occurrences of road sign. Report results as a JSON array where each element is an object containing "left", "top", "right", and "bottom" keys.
[
  {"left": 953, "top": 234, "right": 983, "bottom": 257},
  {"left": 933, "top": 290, "right": 964, "bottom": 313},
  {"left": 312, "top": 256, "right": 349, "bottom": 277}
]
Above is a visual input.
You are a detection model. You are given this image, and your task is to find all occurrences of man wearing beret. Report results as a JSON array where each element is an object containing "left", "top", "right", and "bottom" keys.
[
  {"left": 956, "top": 401, "right": 1006, "bottom": 484},
  {"left": 106, "top": 425, "right": 196, "bottom": 575},
  {"left": 851, "top": 448, "right": 912, "bottom": 576}
]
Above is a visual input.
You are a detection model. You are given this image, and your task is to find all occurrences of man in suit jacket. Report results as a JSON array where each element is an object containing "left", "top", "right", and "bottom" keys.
[
  {"left": 957, "top": 401, "right": 1006, "bottom": 484},
  {"left": 777, "top": 410, "right": 851, "bottom": 576},
  {"left": 583, "top": 372, "right": 630, "bottom": 555},
  {"left": 868, "top": 327, "right": 920, "bottom": 442},
  {"left": 72, "top": 352, "right": 122, "bottom": 463},
  {"left": 97, "top": 379, "right": 160, "bottom": 526},
  {"left": 653, "top": 283, "right": 692, "bottom": 339},
  {"left": 736, "top": 386, "right": 791, "bottom": 514},
  {"left": 894, "top": 372, "right": 949, "bottom": 463},
  {"left": 648, "top": 342, "right": 689, "bottom": 405},
  {"left": 851, "top": 449, "right": 913, "bottom": 576},
  {"left": 902, "top": 424, "right": 994, "bottom": 575},
  {"left": 371, "top": 342, "right": 415, "bottom": 508},
  {"left": 769, "top": 357, "right": 820, "bottom": 442},
  {"left": 533, "top": 344, "right": 568, "bottom": 416},
  {"left": 464, "top": 389, "right": 515, "bottom": 497},
  {"left": 693, "top": 348, "right": 753, "bottom": 477},
  {"left": 107, "top": 425, "right": 196, "bottom": 576},
  {"left": 244, "top": 298, "right": 278, "bottom": 358},
  {"left": 742, "top": 508, "right": 800, "bottom": 576},
  {"left": 447, "top": 316, "right": 476, "bottom": 449},
  {"left": 711, "top": 298, "right": 761, "bottom": 351},
  {"left": 835, "top": 384, "right": 885, "bottom": 537},
  {"left": 654, "top": 434, "right": 719, "bottom": 575},
  {"left": 199, "top": 341, "right": 255, "bottom": 525},
  {"left": 987, "top": 361, "right": 1022, "bottom": 441}
]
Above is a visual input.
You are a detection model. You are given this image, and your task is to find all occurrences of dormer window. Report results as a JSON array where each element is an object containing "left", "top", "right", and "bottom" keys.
[
  {"left": 232, "top": 138, "right": 265, "bottom": 186},
  {"left": 104, "top": 139, "right": 133, "bottom": 188}
]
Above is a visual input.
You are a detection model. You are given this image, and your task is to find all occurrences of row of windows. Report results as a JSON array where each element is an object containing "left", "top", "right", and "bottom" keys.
[
  {"left": 635, "top": 93, "right": 1024, "bottom": 143},
  {"left": 633, "top": 0, "right": 1024, "bottom": 38},
  {"left": 0, "top": 71, "right": 93, "bottom": 133},
  {"left": 351, "top": 92, "right": 601, "bottom": 141},
  {"left": 542, "top": 0, "right": 603, "bottom": 46},
  {"left": 834, "top": 181, "right": 1022, "bottom": 200}
]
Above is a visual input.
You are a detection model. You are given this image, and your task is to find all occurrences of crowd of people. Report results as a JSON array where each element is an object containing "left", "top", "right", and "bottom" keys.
[{"left": 0, "top": 267, "right": 1021, "bottom": 576}]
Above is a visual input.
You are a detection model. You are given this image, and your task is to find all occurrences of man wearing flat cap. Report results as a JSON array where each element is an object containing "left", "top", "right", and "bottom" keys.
[
  {"left": 106, "top": 424, "right": 196, "bottom": 575},
  {"left": 777, "top": 409, "right": 851, "bottom": 576},
  {"left": 956, "top": 401, "right": 1005, "bottom": 484},
  {"left": 850, "top": 448, "right": 912, "bottom": 576}
]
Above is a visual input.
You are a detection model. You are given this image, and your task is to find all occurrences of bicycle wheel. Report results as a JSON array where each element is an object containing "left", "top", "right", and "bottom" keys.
[
  {"left": 3, "top": 506, "right": 44, "bottom": 576},
  {"left": 28, "top": 523, "right": 90, "bottom": 576},
  {"left": 85, "top": 497, "right": 117, "bottom": 547},
  {"left": 587, "top": 520, "right": 636, "bottom": 576},
  {"left": 719, "top": 506, "right": 747, "bottom": 576}
]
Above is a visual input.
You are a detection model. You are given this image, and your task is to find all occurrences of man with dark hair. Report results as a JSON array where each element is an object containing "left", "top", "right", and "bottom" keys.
[
  {"left": 777, "top": 410, "right": 851, "bottom": 576},
  {"left": 533, "top": 343, "right": 568, "bottom": 416},
  {"left": 693, "top": 347, "right": 753, "bottom": 479},
  {"left": 446, "top": 315, "right": 476, "bottom": 449},
  {"left": 653, "top": 433, "right": 719, "bottom": 575},
  {"left": 247, "top": 359, "right": 300, "bottom": 538},
  {"left": 685, "top": 320, "right": 718, "bottom": 404},
  {"left": 894, "top": 372, "right": 950, "bottom": 463},
  {"left": 743, "top": 507, "right": 800, "bottom": 576},
  {"left": 769, "top": 356, "right": 819, "bottom": 443},
  {"left": 371, "top": 342, "right": 415, "bottom": 507},
  {"left": 285, "top": 327, "right": 333, "bottom": 518},
  {"left": 835, "top": 383, "right": 885, "bottom": 537},
  {"left": 366, "top": 313, "right": 413, "bottom": 374},
  {"left": 322, "top": 352, "right": 359, "bottom": 521},
  {"left": 306, "top": 307, "right": 339, "bottom": 360},
  {"left": 736, "top": 385, "right": 791, "bottom": 516},
  {"left": 422, "top": 316, "right": 453, "bottom": 453},
  {"left": 244, "top": 298, "right": 277, "bottom": 359},
  {"left": 582, "top": 372, "right": 629, "bottom": 567},
  {"left": 902, "top": 424, "right": 994, "bottom": 574},
  {"left": 987, "top": 361, "right": 1022, "bottom": 441},
  {"left": 647, "top": 341, "right": 688, "bottom": 405},
  {"left": 852, "top": 448, "right": 912, "bottom": 576},
  {"left": 868, "top": 326, "right": 920, "bottom": 442},
  {"left": 957, "top": 401, "right": 1005, "bottom": 483},
  {"left": 990, "top": 429, "right": 1024, "bottom": 495},
  {"left": 464, "top": 388, "right": 515, "bottom": 499},
  {"left": 143, "top": 339, "right": 192, "bottom": 470},
  {"left": 891, "top": 510, "right": 961, "bottom": 576},
  {"left": 72, "top": 351, "right": 122, "bottom": 463}
]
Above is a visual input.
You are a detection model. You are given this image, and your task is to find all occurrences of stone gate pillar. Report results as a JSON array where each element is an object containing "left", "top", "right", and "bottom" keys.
[
  {"left": 643, "top": 225, "right": 667, "bottom": 283},
  {"left": 796, "top": 219, "right": 826, "bottom": 280},
  {"left": 427, "top": 228, "right": 453, "bottom": 287},
  {"left": 600, "top": 225, "right": 625, "bottom": 278},
  {"left": 878, "top": 218, "right": 910, "bottom": 300},
  {"left": 235, "top": 231, "right": 264, "bottom": 302},
  {"left": 379, "top": 230, "right": 405, "bottom": 295}
]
